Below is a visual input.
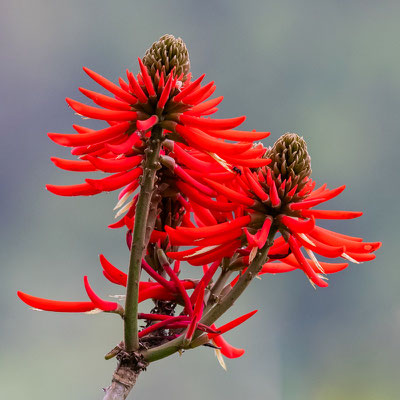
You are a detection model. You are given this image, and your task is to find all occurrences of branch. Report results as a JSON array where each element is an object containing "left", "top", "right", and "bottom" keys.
[{"left": 103, "top": 352, "right": 148, "bottom": 400}]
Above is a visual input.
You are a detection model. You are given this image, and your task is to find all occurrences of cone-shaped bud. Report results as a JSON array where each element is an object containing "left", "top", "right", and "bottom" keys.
[
  {"left": 266, "top": 133, "right": 312, "bottom": 195},
  {"left": 143, "top": 34, "right": 190, "bottom": 81}
]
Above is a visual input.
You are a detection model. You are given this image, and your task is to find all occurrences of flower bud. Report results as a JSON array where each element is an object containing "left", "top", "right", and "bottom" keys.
[
  {"left": 142, "top": 34, "right": 190, "bottom": 81},
  {"left": 266, "top": 133, "right": 312, "bottom": 194}
]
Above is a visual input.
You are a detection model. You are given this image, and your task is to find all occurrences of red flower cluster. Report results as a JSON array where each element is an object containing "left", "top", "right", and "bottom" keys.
[
  {"left": 19, "top": 36, "right": 381, "bottom": 367},
  {"left": 166, "top": 134, "right": 381, "bottom": 288},
  {"left": 47, "top": 60, "right": 270, "bottom": 199}
]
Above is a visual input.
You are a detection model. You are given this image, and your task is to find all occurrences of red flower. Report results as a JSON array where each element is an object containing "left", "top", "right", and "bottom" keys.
[
  {"left": 167, "top": 134, "right": 381, "bottom": 288},
  {"left": 46, "top": 59, "right": 270, "bottom": 200}
]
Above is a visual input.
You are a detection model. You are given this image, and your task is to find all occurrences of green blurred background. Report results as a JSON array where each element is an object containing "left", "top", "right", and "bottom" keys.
[{"left": 1, "top": 1, "right": 398, "bottom": 399}]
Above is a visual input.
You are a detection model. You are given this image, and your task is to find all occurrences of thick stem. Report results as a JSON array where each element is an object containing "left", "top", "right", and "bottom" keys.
[
  {"left": 103, "top": 352, "right": 148, "bottom": 400},
  {"left": 103, "top": 366, "right": 140, "bottom": 400},
  {"left": 124, "top": 125, "right": 163, "bottom": 352},
  {"left": 142, "top": 225, "right": 277, "bottom": 363}
]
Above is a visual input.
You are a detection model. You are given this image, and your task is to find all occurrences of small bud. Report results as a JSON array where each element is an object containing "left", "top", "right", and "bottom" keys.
[
  {"left": 265, "top": 133, "right": 312, "bottom": 194},
  {"left": 143, "top": 34, "right": 190, "bottom": 81}
]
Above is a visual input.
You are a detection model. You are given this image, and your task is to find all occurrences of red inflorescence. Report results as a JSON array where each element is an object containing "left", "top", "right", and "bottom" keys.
[
  {"left": 19, "top": 38, "right": 381, "bottom": 368},
  {"left": 166, "top": 166, "right": 381, "bottom": 288},
  {"left": 46, "top": 60, "right": 270, "bottom": 201}
]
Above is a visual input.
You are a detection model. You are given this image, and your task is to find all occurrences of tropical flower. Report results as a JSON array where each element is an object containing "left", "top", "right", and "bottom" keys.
[
  {"left": 46, "top": 34, "right": 270, "bottom": 201},
  {"left": 166, "top": 133, "right": 381, "bottom": 287}
]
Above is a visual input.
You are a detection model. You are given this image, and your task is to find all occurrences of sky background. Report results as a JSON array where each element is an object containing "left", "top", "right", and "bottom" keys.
[{"left": 1, "top": 1, "right": 399, "bottom": 399}]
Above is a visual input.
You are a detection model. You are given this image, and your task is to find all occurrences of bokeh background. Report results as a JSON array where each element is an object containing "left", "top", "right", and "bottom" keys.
[{"left": 1, "top": 1, "right": 398, "bottom": 399}]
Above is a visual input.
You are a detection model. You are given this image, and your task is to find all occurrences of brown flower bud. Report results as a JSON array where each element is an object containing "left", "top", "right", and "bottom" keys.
[
  {"left": 266, "top": 133, "right": 312, "bottom": 194},
  {"left": 142, "top": 34, "right": 190, "bottom": 81}
]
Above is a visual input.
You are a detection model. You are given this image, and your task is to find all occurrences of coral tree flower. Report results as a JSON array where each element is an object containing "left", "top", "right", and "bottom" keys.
[
  {"left": 46, "top": 34, "right": 270, "bottom": 203},
  {"left": 167, "top": 133, "right": 381, "bottom": 287}
]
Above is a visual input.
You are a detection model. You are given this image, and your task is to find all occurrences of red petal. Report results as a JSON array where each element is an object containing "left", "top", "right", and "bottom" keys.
[
  {"left": 260, "top": 262, "right": 296, "bottom": 273},
  {"left": 182, "top": 82, "right": 216, "bottom": 105},
  {"left": 203, "top": 178, "right": 255, "bottom": 207},
  {"left": 142, "top": 260, "right": 175, "bottom": 291},
  {"left": 79, "top": 87, "right": 133, "bottom": 110},
  {"left": 162, "top": 265, "right": 193, "bottom": 316},
  {"left": 180, "top": 240, "right": 241, "bottom": 266},
  {"left": 86, "top": 168, "right": 142, "bottom": 192},
  {"left": 269, "top": 180, "right": 281, "bottom": 207},
  {"left": 177, "top": 181, "right": 239, "bottom": 212},
  {"left": 170, "top": 142, "right": 225, "bottom": 172},
  {"left": 66, "top": 98, "right": 138, "bottom": 121},
  {"left": 222, "top": 154, "right": 272, "bottom": 168},
  {"left": 176, "top": 125, "right": 252, "bottom": 156},
  {"left": 301, "top": 209, "right": 363, "bottom": 219},
  {"left": 208, "top": 310, "right": 258, "bottom": 339},
  {"left": 166, "top": 225, "right": 243, "bottom": 247},
  {"left": 190, "top": 260, "right": 220, "bottom": 304},
  {"left": 136, "top": 115, "right": 159, "bottom": 131},
  {"left": 86, "top": 155, "right": 142, "bottom": 173},
  {"left": 50, "top": 157, "right": 96, "bottom": 172},
  {"left": 243, "top": 168, "right": 269, "bottom": 201},
  {"left": 186, "top": 282, "right": 205, "bottom": 340},
  {"left": 138, "top": 58, "right": 156, "bottom": 97},
  {"left": 82, "top": 67, "right": 137, "bottom": 104},
  {"left": 179, "top": 114, "right": 245, "bottom": 130},
  {"left": 187, "top": 96, "right": 224, "bottom": 116},
  {"left": 83, "top": 276, "right": 118, "bottom": 311},
  {"left": 106, "top": 133, "right": 141, "bottom": 155},
  {"left": 46, "top": 182, "right": 101, "bottom": 196},
  {"left": 289, "top": 185, "right": 346, "bottom": 210},
  {"left": 99, "top": 254, "right": 127, "bottom": 286},
  {"left": 275, "top": 254, "right": 349, "bottom": 274},
  {"left": 309, "top": 226, "right": 381, "bottom": 253},
  {"left": 212, "top": 334, "right": 245, "bottom": 359},
  {"left": 206, "top": 128, "right": 270, "bottom": 142},
  {"left": 295, "top": 233, "right": 345, "bottom": 258},
  {"left": 127, "top": 71, "right": 148, "bottom": 103},
  {"left": 17, "top": 291, "right": 95, "bottom": 312},
  {"left": 281, "top": 216, "right": 315, "bottom": 233},
  {"left": 174, "top": 215, "right": 251, "bottom": 239},
  {"left": 173, "top": 74, "right": 205, "bottom": 102},
  {"left": 48, "top": 121, "right": 130, "bottom": 147},
  {"left": 288, "top": 236, "right": 329, "bottom": 287},
  {"left": 157, "top": 72, "right": 174, "bottom": 109}
]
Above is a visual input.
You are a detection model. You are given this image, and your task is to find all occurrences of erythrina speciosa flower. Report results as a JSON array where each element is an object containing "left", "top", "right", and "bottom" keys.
[
  {"left": 166, "top": 133, "right": 381, "bottom": 287},
  {"left": 17, "top": 33, "right": 382, "bottom": 400},
  {"left": 46, "top": 34, "right": 270, "bottom": 200}
]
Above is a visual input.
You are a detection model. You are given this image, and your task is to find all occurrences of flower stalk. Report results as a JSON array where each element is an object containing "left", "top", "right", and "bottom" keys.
[
  {"left": 201, "top": 224, "right": 277, "bottom": 327},
  {"left": 124, "top": 125, "right": 163, "bottom": 352}
]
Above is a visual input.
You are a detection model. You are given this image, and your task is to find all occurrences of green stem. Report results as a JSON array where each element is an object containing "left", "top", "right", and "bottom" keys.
[
  {"left": 206, "top": 268, "right": 232, "bottom": 311},
  {"left": 141, "top": 225, "right": 277, "bottom": 363},
  {"left": 201, "top": 226, "right": 277, "bottom": 327},
  {"left": 124, "top": 125, "right": 163, "bottom": 352}
]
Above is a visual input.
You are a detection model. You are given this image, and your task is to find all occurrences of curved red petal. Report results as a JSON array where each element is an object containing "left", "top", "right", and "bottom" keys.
[{"left": 17, "top": 291, "right": 95, "bottom": 312}]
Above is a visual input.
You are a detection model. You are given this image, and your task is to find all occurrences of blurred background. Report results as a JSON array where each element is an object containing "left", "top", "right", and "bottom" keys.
[{"left": 1, "top": 1, "right": 398, "bottom": 399}]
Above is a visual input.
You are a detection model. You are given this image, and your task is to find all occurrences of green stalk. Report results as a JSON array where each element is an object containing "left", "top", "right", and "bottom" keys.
[
  {"left": 200, "top": 226, "right": 277, "bottom": 327},
  {"left": 124, "top": 125, "right": 163, "bottom": 352}
]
